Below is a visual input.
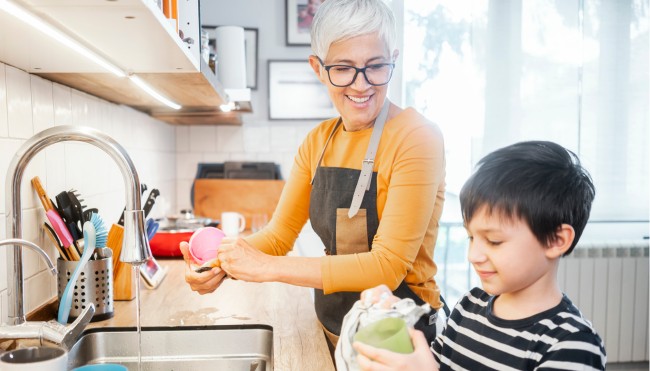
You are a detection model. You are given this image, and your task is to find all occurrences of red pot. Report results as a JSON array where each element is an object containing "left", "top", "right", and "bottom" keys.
[
  {"left": 149, "top": 213, "right": 217, "bottom": 258},
  {"left": 149, "top": 229, "right": 193, "bottom": 258}
]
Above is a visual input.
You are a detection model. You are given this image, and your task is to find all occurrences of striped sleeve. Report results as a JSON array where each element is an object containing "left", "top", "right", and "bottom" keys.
[{"left": 535, "top": 331, "right": 607, "bottom": 370}]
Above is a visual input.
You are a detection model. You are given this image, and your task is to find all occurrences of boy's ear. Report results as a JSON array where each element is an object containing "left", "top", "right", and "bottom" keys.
[{"left": 545, "top": 224, "right": 575, "bottom": 259}]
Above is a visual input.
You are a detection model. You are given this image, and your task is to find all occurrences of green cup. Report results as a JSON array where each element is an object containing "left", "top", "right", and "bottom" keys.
[{"left": 353, "top": 317, "right": 414, "bottom": 354}]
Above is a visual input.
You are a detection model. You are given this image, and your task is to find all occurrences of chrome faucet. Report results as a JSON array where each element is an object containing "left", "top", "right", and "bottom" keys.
[
  {"left": 0, "top": 238, "right": 95, "bottom": 349},
  {"left": 4, "top": 125, "right": 152, "bottom": 326}
]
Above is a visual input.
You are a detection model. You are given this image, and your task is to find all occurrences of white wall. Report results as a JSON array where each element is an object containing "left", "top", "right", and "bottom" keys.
[{"left": 0, "top": 62, "right": 177, "bottom": 321}]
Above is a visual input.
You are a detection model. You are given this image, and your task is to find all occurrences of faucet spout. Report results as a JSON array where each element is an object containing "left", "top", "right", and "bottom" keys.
[
  {"left": 4, "top": 125, "right": 151, "bottom": 326},
  {"left": 0, "top": 239, "right": 56, "bottom": 275}
]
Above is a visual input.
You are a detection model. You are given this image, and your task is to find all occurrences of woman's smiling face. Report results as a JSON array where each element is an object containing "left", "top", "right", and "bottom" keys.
[{"left": 310, "top": 32, "right": 395, "bottom": 131}]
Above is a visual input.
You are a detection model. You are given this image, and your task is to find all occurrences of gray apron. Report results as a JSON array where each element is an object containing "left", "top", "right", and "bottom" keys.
[{"left": 308, "top": 102, "right": 437, "bottom": 346}]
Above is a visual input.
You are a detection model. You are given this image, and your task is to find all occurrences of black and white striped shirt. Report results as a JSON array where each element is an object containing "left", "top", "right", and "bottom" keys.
[{"left": 432, "top": 288, "right": 606, "bottom": 370}]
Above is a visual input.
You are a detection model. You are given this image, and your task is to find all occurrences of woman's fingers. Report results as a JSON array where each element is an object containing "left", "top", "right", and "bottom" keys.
[{"left": 360, "top": 284, "right": 397, "bottom": 308}]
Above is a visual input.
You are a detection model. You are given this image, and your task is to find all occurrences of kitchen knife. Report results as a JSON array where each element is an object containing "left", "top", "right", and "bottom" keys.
[
  {"left": 143, "top": 189, "right": 160, "bottom": 218},
  {"left": 117, "top": 183, "right": 148, "bottom": 226}
]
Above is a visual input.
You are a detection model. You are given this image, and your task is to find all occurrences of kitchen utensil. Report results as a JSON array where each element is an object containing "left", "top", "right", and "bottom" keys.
[
  {"left": 353, "top": 317, "right": 414, "bottom": 354},
  {"left": 31, "top": 176, "right": 81, "bottom": 260},
  {"left": 221, "top": 211, "right": 246, "bottom": 237},
  {"left": 143, "top": 188, "right": 160, "bottom": 218},
  {"left": 58, "top": 213, "right": 107, "bottom": 324},
  {"left": 68, "top": 189, "right": 86, "bottom": 225},
  {"left": 43, "top": 222, "right": 69, "bottom": 261},
  {"left": 55, "top": 190, "right": 82, "bottom": 240},
  {"left": 57, "top": 247, "right": 114, "bottom": 322},
  {"left": 188, "top": 227, "right": 225, "bottom": 265},
  {"left": 0, "top": 346, "right": 68, "bottom": 371},
  {"left": 146, "top": 218, "right": 159, "bottom": 241},
  {"left": 148, "top": 213, "right": 216, "bottom": 257}
]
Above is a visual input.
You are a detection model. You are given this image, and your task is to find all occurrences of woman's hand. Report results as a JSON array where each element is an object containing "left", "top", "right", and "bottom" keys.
[
  {"left": 360, "top": 284, "right": 400, "bottom": 308},
  {"left": 179, "top": 241, "right": 227, "bottom": 295},
  {"left": 217, "top": 237, "right": 274, "bottom": 282},
  {"left": 354, "top": 328, "right": 438, "bottom": 371}
]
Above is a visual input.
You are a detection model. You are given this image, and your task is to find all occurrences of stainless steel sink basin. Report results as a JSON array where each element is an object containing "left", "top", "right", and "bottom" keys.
[{"left": 67, "top": 324, "right": 273, "bottom": 371}]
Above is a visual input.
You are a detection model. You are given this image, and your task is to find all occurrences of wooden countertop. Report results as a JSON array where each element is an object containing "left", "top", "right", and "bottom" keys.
[{"left": 87, "top": 260, "right": 334, "bottom": 370}]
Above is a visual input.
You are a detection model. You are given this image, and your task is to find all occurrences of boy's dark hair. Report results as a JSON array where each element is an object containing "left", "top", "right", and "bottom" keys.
[{"left": 459, "top": 141, "right": 595, "bottom": 256}]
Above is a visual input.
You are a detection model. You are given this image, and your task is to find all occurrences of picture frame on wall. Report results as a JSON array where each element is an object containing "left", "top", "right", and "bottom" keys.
[
  {"left": 268, "top": 60, "right": 338, "bottom": 120},
  {"left": 204, "top": 25, "right": 259, "bottom": 90},
  {"left": 286, "top": 0, "right": 324, "bottom": 46}
]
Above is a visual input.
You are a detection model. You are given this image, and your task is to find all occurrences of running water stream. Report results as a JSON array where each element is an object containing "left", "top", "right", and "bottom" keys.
[{"left": 133, "top": 265, "right": 143, "bottom": 371}]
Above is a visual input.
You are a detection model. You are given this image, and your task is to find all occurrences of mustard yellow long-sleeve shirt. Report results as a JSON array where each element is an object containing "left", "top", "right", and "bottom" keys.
[{"left": 246, "top": 108, "right": 445, "bottom": 308}]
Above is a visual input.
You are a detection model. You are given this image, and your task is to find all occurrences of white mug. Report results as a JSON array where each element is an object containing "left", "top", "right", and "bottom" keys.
[
  {"left": 0, "top": 347, "right": 67, "bottom": 371},
  {"left": 221, "top": 211, "right": 246, "bottom": 237}
]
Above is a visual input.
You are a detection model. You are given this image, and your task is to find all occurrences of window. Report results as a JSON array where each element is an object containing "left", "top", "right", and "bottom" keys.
[{"left": 400, "top": 0, "right": 649, "bottom": 305}]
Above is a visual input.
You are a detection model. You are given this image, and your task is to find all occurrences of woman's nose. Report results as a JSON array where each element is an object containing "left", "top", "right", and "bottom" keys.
[{"left": 350, "top": 71, "right": 371, "bottom": 90}]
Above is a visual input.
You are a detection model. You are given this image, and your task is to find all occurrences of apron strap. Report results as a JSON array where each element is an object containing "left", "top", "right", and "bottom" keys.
[
  {"left": 348, "top": 101, "right": 390, "bottom": 218},
  {"left": 310, "top": 118, "right": 343, "bottom": 185}
]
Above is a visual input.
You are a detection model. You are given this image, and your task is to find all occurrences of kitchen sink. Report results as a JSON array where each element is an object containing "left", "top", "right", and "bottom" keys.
[{"left": 67, "top": 324, "right": 273, "bottom": 371}]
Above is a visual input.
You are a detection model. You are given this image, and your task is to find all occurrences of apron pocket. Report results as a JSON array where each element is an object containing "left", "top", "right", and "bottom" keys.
[{"left": 336, "top": 208, "right": 369, "bottom": 255}]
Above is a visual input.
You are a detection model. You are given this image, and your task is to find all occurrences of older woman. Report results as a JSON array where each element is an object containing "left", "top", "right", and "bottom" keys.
[{"left": 180, "top": 0, "right": 446, "bottom": 352}]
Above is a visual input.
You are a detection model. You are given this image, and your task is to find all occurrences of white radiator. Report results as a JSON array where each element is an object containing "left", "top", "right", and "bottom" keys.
[{"left": 558, "top": 241, "right": 650, "bottom": 363}]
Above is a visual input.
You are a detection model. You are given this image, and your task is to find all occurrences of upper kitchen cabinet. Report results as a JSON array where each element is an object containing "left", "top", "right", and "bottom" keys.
[{"left": 0, "top": 0, "right": 249, "bottom": 125}]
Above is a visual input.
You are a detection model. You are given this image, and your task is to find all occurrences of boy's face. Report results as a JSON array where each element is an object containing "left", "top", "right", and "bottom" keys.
[{"left": 465, "top": 206, "right": 557, "bottom": 297}]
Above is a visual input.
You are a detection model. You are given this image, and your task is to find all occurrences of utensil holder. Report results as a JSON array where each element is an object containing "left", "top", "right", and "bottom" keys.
[{"left": 57, "top": 250, "right": 114, "bottom": 322}]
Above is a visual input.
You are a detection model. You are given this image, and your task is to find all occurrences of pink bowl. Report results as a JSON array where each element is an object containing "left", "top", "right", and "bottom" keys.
[{"left": 188, "top": 227, "right": 225, "bottom": 265}]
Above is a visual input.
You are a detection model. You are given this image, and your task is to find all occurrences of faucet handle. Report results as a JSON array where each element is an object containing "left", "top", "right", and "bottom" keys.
[{"left": 43, "top": 304, "right": 96, "bottom": 350}]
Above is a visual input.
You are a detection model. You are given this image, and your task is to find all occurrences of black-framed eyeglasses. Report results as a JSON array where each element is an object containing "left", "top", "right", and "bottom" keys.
[{"left": 317, "top": 57, "right": 395, "bottom": 87}]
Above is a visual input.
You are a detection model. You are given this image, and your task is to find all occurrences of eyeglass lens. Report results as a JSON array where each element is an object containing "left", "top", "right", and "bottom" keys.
[{"left": 328, "top": 64, "right": 393, "bottom": 87}]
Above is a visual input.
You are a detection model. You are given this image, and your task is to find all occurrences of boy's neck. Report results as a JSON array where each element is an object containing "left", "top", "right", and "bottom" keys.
[{"left": 491, "top": 271, "right": 563, "bottom": 320}]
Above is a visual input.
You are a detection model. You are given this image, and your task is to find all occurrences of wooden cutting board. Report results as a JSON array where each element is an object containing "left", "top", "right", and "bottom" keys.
[{"left": 193, "top": 179, "right": 286, "bottom": 229}]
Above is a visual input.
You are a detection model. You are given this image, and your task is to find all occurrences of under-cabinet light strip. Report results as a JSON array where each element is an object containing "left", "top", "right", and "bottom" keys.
[
  {"left": 129, "top": 75, "right": 181, "bottom": 110},
  {"left": 0, "top": 0, "right": 124, "bottom": 77},
  {"left": 0, "top": 0, "right": 182, "bottom": 110}
]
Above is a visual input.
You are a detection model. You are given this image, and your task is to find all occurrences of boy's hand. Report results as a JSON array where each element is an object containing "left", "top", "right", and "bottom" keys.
[{"left": 354, "top": 328, "right": 438, "bottom": 371}]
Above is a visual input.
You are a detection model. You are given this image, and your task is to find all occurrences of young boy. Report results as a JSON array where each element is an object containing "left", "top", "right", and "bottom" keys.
[{"left": 354, "top": 141, "right": 606, "bottom": 370}]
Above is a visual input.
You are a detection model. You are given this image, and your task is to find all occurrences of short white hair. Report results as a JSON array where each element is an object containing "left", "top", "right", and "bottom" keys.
[{"left": 310, "top": 0, "right": 396, "bottom": 60}]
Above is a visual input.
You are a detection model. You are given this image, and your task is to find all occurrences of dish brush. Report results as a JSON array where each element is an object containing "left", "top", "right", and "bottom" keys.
[{"left": 57, "top": 213, "right": 108, "bottom": 324}]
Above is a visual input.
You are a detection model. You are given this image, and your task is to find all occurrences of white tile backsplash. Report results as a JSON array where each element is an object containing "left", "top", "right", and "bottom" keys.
[
  {"left": 0, "top": 64, "right": 8, "bottom": 137},
  {"left": 270, "top": 126, "right": 298, "bottom": 153},
  {"left": 176, "top": 152, "right": 203, "bottom": 180},
  {"left": 189, "top": 126, "right": 217, "bottom": 152},
  {"left": 6, "top": 66, "right": 33, "bottom": 139},
  {"left": 30, "top": 75, "right": 54, "bottom": 134},
  {"left": 52, "top": 83, "right": 72, "bottom": 126},
  {"left": 0, "top": 62, "right": 177, "bottom": 322},
  {"left": 216, "top": 125, "right": 244, "bottom": 152},
  {"left": 176, "top": 126, "right": 189, "bottom": 152},
  {"left": 243, "top": 126, "right": 271, "bottom": 153}
]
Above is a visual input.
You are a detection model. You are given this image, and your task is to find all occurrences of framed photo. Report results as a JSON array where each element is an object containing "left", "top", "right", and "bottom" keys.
[
  {"left": 204, "top": 26, "right": 258, "bottom": 90},
  {"left": 286, "top": 0, "right": 324, "bottom": 46},
  {"left": 268, "top": 60, "right": 338, "bottom": 120}
]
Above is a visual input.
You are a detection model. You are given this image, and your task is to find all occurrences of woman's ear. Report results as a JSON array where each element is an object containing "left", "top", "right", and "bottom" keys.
[
  {"left": 545, "top": 224, "right": 575, "bottom": 259},
  {"left": 308, "top": 55, "right": 326, "bottom": 84},
  {"left": 392, "top": 49, "right": 400, "bottom": 62}
]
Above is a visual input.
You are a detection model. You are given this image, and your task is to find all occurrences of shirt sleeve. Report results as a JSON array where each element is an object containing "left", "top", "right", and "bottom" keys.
[
  {"left": 321, "top": 121, "right": 445, "bottom": 293},
  {"left": 536, "top": 331, "right": 607, "bottom": 371}
]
